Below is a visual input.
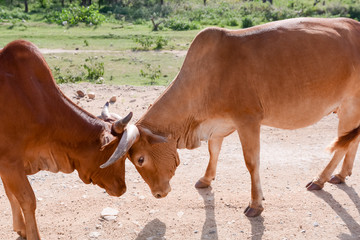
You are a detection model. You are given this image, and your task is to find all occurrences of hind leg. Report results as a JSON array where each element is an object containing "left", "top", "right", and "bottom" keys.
[
  {"left": 2, "top": 178, "right": 26, "bottom": 238},
  {"left": 329, "top": 141, "right": 359, "bottom": 184},
  {"left": 195, "top": 137, "right": 224, "bottom": 188},
  {"left": 307, "top": 97, "right": 360, "bottom": 190}
]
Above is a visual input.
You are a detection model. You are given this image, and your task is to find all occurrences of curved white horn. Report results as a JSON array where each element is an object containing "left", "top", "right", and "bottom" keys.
[
  {"left": 113, "top": 112, "right": 133, "bottom": 134},
  {"left": 100, "top": 124, "right": 140, "bottom": 168},
  {"left": 100, "top": 102, "right": 111, "bottom": 120}
]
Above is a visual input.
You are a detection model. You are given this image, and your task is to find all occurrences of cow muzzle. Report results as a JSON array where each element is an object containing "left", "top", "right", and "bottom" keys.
[{"left": 151, "top": 184, "right": 171, "bottom": 199}]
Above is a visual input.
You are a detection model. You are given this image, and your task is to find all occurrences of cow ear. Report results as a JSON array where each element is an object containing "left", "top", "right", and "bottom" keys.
[
  {"left": 100, "top": 131, "right": 118, "bottom": 151},
  {"left": 138, "top": 127, "right": 168, "bottom": 144}
]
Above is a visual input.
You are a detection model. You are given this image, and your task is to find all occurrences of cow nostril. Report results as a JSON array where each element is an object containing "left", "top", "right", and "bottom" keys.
[{"left": 155, "top": 193, "right": 162, "bottom": 198}]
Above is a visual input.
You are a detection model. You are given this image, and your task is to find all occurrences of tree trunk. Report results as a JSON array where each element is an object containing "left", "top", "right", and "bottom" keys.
[
  {"left": 204, "top": 0, "right": 206, "bottom": 6},
  {"left": 61, "top": 0, "right": 65, "bottom": 7},
  {"left": 24, "top": 0, "right": 28, "bottom": 12},
  {"left": 160, "top": 0, "right": 163, "bottom": 5}
]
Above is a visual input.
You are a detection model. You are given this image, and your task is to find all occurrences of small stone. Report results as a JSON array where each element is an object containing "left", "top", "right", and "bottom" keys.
[
  {"left": 89, "top": 231, "right": 101, "bottom": 238},
  {"left": 110, "top": 95, "right": 117, "bottom": 103},
  {"left": 101, "top": 207, "right": 119, "bottom": 221},
  {"left": 88, "top": 92, "right": 95, "bottom": 99},
  {"left": 313, "top": 222, "right": 319, "bottom": 227},
  {"left": 130, "top": 99, "right": 136, "bottom": 103},
  {"left": 177, "top": 211, "right": 184, "bottom": 218},
  {"left": 301, "top": 230, "right": 306, "bottom": 233},
  {"left": 76, "top": 90, "right": 85, "bottom": 97},
  {"left": 149, "top": 209, "right": 159, "bottom": 214}
]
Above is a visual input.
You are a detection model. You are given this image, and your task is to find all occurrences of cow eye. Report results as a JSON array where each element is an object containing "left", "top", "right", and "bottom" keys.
[{"left": 138, "top": 157, "right": 145, "bottom": 166}]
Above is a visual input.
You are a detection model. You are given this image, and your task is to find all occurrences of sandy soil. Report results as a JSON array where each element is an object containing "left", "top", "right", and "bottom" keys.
[{"left": 0, "top": 82, "right": 359, "bottom": 240}]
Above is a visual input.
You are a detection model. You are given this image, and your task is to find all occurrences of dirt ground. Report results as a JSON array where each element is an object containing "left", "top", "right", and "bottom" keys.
[{"left": 0, "top": 82, "right": 359, "bottom": 240}]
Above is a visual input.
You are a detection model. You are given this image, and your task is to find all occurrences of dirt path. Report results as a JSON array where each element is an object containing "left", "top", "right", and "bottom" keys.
[{"left": 0, "top": 83, "right": 359, "bottom": 240}]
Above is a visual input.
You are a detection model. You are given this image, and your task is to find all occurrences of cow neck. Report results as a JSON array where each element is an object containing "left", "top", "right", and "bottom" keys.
[
  {"left": 137, "top": 74, "right": 206, "bottom": 149},
  {"left": 32, "top": 90, "right": 109, "bottom": 177}
]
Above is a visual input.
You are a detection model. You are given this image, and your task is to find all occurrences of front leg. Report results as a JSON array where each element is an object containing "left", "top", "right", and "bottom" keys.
[
  {"left": 237, "top": 121, "right": 264, "bottom": 217},
  {"left": 2, "top": 179, "right": 26, "bottom": 238},
  {"left": 1, "top": 168, "right": 40, "bottom": 240},
  {"left": 195, "top": 137, "right": 224, "bottom": 188}
]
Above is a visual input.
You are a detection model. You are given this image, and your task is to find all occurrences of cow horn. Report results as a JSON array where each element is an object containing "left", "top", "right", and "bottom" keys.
[
  {"left": 113, "top": 112, "right": 133, "bottom": 134},
  {"left": 100, "top": 102, "right": 111, "bottom": 120},
  {"left": 100, "top": 124, "right": 139, "bottom": 168}
]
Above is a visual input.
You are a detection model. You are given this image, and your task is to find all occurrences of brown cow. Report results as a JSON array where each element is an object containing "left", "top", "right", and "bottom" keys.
[
  {"left": 102, "top": 17, "right": 360, "bottom": 217},
  {"left": 0, "top": 40, "right": 132, "bottom": 239}
]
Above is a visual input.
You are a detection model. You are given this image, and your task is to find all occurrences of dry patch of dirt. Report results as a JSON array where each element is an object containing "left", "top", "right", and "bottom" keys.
[{"left": 0, "top": 83, "right": 359, "bottom": 240}]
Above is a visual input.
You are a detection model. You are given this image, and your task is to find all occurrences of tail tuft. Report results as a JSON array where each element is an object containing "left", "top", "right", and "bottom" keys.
[{"left": 328, "top": 125, "right": 360, "bottom": 152}]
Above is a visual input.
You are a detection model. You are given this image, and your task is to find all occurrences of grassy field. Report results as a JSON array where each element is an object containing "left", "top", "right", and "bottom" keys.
[
  {"left": 0, "top": 22, "right": 196, "bottom": 85},
  {"left": 1, "top": 0, "right": 360, "bottom": 85}
]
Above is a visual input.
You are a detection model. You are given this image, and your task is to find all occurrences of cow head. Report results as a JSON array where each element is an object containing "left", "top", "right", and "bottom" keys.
[
  {"left": 100, "top": 124, "right": 179, "bottom": 199},
  {"left": 89, "top": 102, "right": 134, "bottom": 197}
]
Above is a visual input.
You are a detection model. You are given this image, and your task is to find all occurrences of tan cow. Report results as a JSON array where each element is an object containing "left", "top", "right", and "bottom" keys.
[
  {"left": 0, "top": 40, "right": 132, "bottom": 239},
  {"left": 102, "top": 17, "right": 360, "bottom": 217}
]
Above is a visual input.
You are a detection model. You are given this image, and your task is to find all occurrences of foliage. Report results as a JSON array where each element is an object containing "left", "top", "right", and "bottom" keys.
[
  {"left": 53, "top": 57, "right": 105, "bottom": 84},
  {"left": 83, "top": 56, "right": 105, "bottom": 83},
  {"left": 53, "top": 66, "right": 84, "bottom": 84},
  {"left": 0, "top": 8, "right": 30, "bottom": 22},
  {"left": 46, "top": 4, "right": 106, "bottom": 26},
  {"left": 132, "top": 35, "right": 168, "bottom": 50},
  {"left": 164, "top": 17, "right": 200, "bottom": 31},
  {"left": 140, "top": 63, "right": 161, "bottom": 85}
]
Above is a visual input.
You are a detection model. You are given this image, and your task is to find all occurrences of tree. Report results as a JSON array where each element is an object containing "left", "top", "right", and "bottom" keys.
[
  {"left": 24, "top": 0, "right": 28, "bottom": 12},
  {"left": 262, "top": 0, "right": 272, "bottom": 4}
]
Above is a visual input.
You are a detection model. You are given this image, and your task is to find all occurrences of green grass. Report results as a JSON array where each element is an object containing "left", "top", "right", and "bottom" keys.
[
  {"left": 43, "top": 49, "right": 185, "bottom": 86},
  {"left": 0, "top": 22, "right": 190, "bottom": 85},
  {"left": 1, "top": 0, "right": 360, "bottom": 85},
  {"left": 0, "top": 22, "right": 197, "bottom": 50}
]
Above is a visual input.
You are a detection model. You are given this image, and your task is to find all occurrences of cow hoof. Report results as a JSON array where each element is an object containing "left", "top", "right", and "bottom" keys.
[
  {"left": 195, "top": 179, "right": 210, "bottom": 188},
  {"left": 306, "top": 181, "right": 323, "bottom": 191},
  {"left": 244, "top": 205, "right": 263, "bottom": 217},
  {"left": 16, "top": 230, "right": 26, "bottom": 239},
  {"left": 328, "top": 175, "right": 345, "bottom": 184}
]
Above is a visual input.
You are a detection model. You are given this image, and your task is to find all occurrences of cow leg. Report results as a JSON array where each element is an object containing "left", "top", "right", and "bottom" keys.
[
  {"left": 237, "top": 121, "right": 263, "bottom": 217},
  {"left": 307, "top": 98, "right": 360, "bottom": 190},
  {"left": 1, "top": 171, "right": 40, "bottom": 240},
  {"left": 329, "top": 138, "right": 359, "bottom": 184},
  {"left": 195, "top": 137, "right": 224, "bottom": 188},
  {"left": 2, "top": 178, "right": 26, "bottom": 238},
  {"left": 306, "top": 150, "right": 346, "bottom": 190}
]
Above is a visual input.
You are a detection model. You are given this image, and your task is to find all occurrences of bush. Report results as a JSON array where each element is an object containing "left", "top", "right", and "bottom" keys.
[
  {"left": 164, "top": 17, "right": 199, "bottom": 31},
  {"left": 132, "top": 35, "right": 168, "bottom": 50},
  {"left": 241, "top": 17, "right": 253, "bottom": 28},
  {"left": 53, "top": 57, "right": 105, "bottom": 84},
  {"left": 46, "top": 4, "right": 106, "bottom": 26},
  {"left": 83, "top": 56, "right": 105, "bottom": 83},
  {"left": 0, "top": 9, "right": 30, "bottom": 21},
  {"left": 348, "top": 4, "right": 360, "bottom": 20},
  {"left": 53, "top": 66, "right": 84, "bottom": 84},
  {"left": 140, "top": 64, "right": 161, "bottom": 85},
  {"left": 154, "top": 36, "right": 168, "bottom": 50}
]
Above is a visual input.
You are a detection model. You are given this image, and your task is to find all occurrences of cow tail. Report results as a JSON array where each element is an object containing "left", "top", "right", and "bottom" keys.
[{"left": 328, "top": 125, "right": 360, "bottom": 153}]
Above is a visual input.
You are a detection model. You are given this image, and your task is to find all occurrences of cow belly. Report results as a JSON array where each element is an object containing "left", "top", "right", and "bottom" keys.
[{"left": 261, "top": 103, "right": 339, "bottom": 130}]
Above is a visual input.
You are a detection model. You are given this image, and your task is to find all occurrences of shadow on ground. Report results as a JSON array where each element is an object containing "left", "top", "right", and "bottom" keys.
[{"left": 312, "top": 184, "right": 360, "bottom": 240}]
